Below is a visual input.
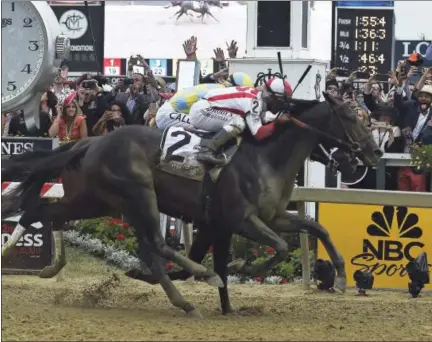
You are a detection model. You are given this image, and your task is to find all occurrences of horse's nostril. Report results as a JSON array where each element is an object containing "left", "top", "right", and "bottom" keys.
[{"left": 374, "top": 149, "right": 383, "bottom": 158}]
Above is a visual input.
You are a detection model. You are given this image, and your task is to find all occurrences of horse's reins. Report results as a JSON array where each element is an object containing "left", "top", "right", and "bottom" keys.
[{"left": 285, "top": 114, "right": 360, "bottom": 154}]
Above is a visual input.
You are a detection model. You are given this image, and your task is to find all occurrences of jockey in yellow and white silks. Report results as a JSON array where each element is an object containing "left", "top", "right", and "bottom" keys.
[{"left": 155, "top": 72, "right": 254, "bottom": 130}]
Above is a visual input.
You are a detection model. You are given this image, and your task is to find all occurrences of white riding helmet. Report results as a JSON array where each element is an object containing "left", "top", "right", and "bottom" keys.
[{"left": 264, "top": 77, "right": 293, "bottom": 98}]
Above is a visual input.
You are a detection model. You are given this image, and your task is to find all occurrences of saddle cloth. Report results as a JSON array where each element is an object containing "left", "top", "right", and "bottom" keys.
[{"left": 159, "top": 126, "right": 239, "bottom": 182}]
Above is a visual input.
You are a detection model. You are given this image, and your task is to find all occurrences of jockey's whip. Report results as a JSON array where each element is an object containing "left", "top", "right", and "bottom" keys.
[{"left": 291, "top": 65, "right": 312, "bottom": 95}]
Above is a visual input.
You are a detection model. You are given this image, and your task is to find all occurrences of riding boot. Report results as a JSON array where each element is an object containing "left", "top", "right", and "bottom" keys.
[{"left": 196, "top": 128, "right": 236, "bottom": 166}]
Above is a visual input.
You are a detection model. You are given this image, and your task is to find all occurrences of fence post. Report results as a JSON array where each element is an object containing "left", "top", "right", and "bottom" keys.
[{"left": 296, "top": 201, "right": 310, "bottom": 290}]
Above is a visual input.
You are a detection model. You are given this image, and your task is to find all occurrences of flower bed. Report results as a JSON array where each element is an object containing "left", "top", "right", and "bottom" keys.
[
  {"left": 410, "top": 143, "right": 432, "bottom": 172},
  {"left": 68, "top": 217, "right": 315, "bottom": 284}
]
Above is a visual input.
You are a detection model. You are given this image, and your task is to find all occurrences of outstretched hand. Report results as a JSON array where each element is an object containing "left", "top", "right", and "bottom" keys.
[
  {"left": 136, "top": 54, "right": 149, "bottom": 68},
  {"left": 183, "top": 36, "right": 197, "bottom": 60},
  {"left": 212, "top": 47, "right": 225, "bottom": 63},
  {"left": 226, "top": 40, "right": 238, "bottom": 58}
]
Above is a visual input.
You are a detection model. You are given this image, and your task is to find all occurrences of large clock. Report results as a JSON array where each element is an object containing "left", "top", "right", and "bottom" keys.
[{"left": 1, "top": 1, "right": 70, "bottom": 132}]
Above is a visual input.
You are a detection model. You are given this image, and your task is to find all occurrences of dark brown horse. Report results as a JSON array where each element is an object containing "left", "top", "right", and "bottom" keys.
[{"left": 2, "top": 93, "right": 381, "bottom": 315}]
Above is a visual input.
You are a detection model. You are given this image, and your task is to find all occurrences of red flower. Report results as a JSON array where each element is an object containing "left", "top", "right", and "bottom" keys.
[
  {"left": 115, "top": 233, "right": 125, "bottom": 241},
  {"left": 122, "top": 223, "right": 130, "bottom": 230},
  {"left": 103, "top": 216, "right": 110, "bottom": 221},
  {"left": 266, "top": 247, "right": 275, "bottom": 255},
  {"left": 281, "top": 279, "right": 287, "bottom": 284},
  {"left": 109, "top": 218, "right": 123, "bottom": 225},
  {"left": 254, "top": 277, "right": 263, "bottom": 283},
  {"left": 208, "top": 246, "right": 213, "bottom": 254},
  {"left": 165, "top": 262, "right": 173, "bottom": 271}
]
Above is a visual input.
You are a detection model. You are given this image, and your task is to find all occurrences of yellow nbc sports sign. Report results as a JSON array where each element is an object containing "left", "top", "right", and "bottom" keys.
[{"left": 317, "top": 203, "right": 432, "bottom": 289}]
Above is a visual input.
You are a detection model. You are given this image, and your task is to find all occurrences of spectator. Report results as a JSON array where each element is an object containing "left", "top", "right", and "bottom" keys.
[
  {"left": 7, "top": 92, "right": 52, "bottom": 137},
  {"left": 394, "top": 71, "right": 432, "bottom": 191},
  {"left": 40, "top": 90, "right": 59, "bottom": 119},
  {"left": 92, "top": 101, "right": 131, "bottom": 136},
  {"left": 75, "top": 74, "right": 108, "bottom": 136},
  {"left": 115, "top": 72, "right": 159, "bottom": 125},
  {"left": 49, "top": 91, "right": 88, "bottom": 142}
]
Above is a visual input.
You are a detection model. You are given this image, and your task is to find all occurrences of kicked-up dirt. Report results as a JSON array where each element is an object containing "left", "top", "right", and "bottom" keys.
[{"left": 2, "top": 247, "right": 432, "bottom": 341}]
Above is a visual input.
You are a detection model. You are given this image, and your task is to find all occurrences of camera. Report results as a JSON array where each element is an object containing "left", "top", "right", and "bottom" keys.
[
  {"left": 82, "top": 80, "right": 97, "bottom": 89},
  {"left": 123, "top": 78, "right": 134, "bottom": 86}
]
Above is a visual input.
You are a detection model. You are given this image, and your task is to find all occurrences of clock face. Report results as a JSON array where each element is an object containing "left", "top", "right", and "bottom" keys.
[{"left": 1, "top": 1, "right": 45, "bottom": 104}]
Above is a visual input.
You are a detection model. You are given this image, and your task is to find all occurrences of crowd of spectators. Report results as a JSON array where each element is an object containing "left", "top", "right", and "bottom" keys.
[
  {"left": 325, "top": 54, "right": 432, "bottom": 192},
  {"left": 2, "top": 37, "right": 431, "bottom": 193}
]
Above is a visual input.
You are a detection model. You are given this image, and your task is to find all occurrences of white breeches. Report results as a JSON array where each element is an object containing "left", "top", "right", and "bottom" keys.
[
  {"left": 189, "top": 99, "right": 246, "bottom": 134},
  {"left": 155, "top": 101, "right": 194, "bottom": 130}
]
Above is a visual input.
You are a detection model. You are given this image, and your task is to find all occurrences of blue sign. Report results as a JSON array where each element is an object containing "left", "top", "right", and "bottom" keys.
[
  {"left": 337, "top": 1, "right": 394, "bottom": 7},
  {"left": 149, "top": 59, "right": 168, "bottom": 77}
]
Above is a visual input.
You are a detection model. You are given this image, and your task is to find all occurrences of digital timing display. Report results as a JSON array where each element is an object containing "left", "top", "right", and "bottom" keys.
[{"left": 335, "top": 8, "right": 394, "bottom": 75}]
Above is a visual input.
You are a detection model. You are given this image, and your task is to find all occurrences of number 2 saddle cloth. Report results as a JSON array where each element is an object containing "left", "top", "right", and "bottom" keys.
[{"left": 159, "top": 126, "right": 241, "bottom": 182}]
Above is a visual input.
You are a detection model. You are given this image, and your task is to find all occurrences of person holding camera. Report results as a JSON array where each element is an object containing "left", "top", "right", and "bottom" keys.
[
  {"left": 110, "top": 55, "right": 160, "bottom": 126},
  {"left": 92, "top": 101, "right": 131, "bottom": 136},
  {"left": 74, "top": 74, "right": 109, "bottom": 136}
]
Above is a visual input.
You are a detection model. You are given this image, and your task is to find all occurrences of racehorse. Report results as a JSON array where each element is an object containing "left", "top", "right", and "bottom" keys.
[
  {"left": 2, "top": 91, "right": 381, "bottom": 315},
  {"left": 169, "top": 1, "right": 219, "bottom": 23}
]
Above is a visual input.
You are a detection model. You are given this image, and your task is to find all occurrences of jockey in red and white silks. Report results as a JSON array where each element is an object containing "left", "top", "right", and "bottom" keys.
[{"left": 189, "top": 78, "right": 293, "bottom": 165}]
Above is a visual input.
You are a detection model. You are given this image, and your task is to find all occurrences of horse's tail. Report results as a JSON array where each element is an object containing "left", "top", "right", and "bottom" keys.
[
  {"left": 2, "top": 141, "right": 80, "bottom": 182},
  {"left": 1, "top": 142, "right": 90, "bottom": 218}
]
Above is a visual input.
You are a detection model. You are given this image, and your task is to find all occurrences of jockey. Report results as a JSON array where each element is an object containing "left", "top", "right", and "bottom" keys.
[
  {"left": 155, "top": 72, "right": 253, "bottom": 130},
  {"left": 189, "top": 77, "right": 293, "bottom": 165}
]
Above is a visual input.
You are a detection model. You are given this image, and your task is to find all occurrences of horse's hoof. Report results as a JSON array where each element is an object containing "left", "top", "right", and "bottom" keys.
[
  {"left": 39, "top": 265, "right": 59, "bottom": 279},
  {"left": 227, "top": 259, "right": 246, "bottom": 273},
  {"left": 186, "top": 309, "right": 203, "bottom": 319},
  {"left": 334, "top": 276, "right": 347, "bottom": 293},
  {"left": 206, "top": 274, "right": 224, "bottom": 288}
]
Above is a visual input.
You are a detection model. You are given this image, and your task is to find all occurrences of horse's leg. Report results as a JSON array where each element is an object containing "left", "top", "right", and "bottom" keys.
[
  {"left": 122, "top": 187, "right": 223, "bottom": 288},
  {"left": 176, "top": 10, "right": 185, "bottom": 21},
  {"left": 231, "top": 214, "right": 289, "bottom": 277},
  {"left": 129, "top": 224, "right": 212, "bottom": 284},
  {"left": 207, "top": 11, "right": 219, "bottom": 22},
  {"left": 170, "top": 9, "right": 181, "bottom": 19},
  {"left": 271, "top": 211, "right": 346, "bottom": 292},
  {"left": 213, "top": 229, "right": 234, "bottom": 314},
  {"left": 135, "top": 235, "right": 201, "bottom": 317},
  {"left": 168, "top": 224, "right": 213, "bottom": 281}
]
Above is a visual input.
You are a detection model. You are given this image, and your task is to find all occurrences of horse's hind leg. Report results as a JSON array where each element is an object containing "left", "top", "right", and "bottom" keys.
[
  {"left": 271, "top": 211, "right": 346, "bottom": 292},
  {"left": 123, "top": 186, "right": 223, "bottom": 288},
  {"left": 176, "top": 10, "right": 185, "bottom": 21},
  {"left": 207, "top": 11, "right": 219, "bottom": 22},
  {"left": 170, "top": 9, "right": 181, "bottom": 19},
  {"left": 134, "top": 238, "right": 201, "bottom": 317},
  {"left": 167, "top": 224, "right": 213, "bottom": 281}
]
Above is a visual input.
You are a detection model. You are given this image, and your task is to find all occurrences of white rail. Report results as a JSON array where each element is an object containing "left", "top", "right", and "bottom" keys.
[{"left": 292, "top": 187, "right": 432, "bottom": 208}]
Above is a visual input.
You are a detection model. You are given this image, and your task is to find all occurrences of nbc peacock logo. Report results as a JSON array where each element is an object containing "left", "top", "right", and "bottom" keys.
[
  {"left": 351, "top": 206, "right": 425, "bottom": 278},
  {"left": 365, "top": 206, "right": 424, "bottom": 261}
]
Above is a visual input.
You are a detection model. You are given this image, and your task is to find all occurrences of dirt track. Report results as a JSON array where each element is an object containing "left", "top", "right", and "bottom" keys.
[{"left": 2, "top": 248, "right": 432, "bottom": 341}]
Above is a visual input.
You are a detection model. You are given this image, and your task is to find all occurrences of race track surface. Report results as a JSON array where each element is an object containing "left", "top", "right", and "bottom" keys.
[{"left": 2, "top": 248, "right": 432, "bottom": 341}]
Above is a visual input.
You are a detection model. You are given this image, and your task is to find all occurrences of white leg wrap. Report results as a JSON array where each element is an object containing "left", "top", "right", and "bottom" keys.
[{"left": 2, "top": 223, "right": 26, "bottom": 256}]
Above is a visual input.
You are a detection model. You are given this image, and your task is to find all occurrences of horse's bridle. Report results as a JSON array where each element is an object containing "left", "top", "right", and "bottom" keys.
[{"left": 285, "top": 112, "right": 361, "bottom": 155}]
